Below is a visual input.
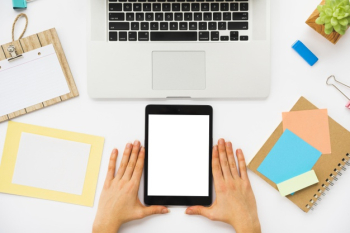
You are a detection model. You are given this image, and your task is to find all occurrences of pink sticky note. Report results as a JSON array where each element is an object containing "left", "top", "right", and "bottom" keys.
[
  {"left": 282, "top": 109, "right": 331, "bottom": 154},
  {"left": 346, "top": 100, "right": 350, "bottom": 109}
]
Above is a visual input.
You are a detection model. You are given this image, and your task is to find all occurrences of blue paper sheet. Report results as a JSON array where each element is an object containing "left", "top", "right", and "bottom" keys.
[{"left": 257, "top": 129, "right": 322, "bottom": 184}]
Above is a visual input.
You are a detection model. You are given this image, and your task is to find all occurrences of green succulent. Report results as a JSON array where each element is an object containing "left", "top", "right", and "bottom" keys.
[{"left": 316, "top": 0, "right": 350, "bottom": 35}]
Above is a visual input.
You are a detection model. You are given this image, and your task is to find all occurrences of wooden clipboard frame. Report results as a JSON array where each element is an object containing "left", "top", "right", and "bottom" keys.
[{"left": 0, "top": 28, "right": 79, "bottom": 123}]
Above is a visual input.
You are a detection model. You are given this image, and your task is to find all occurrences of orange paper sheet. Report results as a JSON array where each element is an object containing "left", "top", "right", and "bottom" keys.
[{"left": 282, "top": 109, "right": 331, "bottom": 154}]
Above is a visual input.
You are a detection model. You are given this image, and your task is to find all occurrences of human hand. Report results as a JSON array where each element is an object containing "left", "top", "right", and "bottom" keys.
[
  {"left": 93, "top": 141, "right": 169, "bottom": 233},
  {"left": 186, "top": 139, "right": 261, "bottom": 233}
]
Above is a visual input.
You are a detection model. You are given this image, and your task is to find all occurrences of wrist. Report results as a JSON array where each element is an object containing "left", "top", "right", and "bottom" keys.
[
  {"left": 92, "top": 220, "right": 121, "bottom": 233},
  {"left": 234, "top": 221, "right": 261, "bottom": 233}
]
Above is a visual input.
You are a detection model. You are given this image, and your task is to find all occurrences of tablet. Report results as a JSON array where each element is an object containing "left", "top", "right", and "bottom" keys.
[{"left": 144, "top": 105, "right": 213, "bottom": 206}]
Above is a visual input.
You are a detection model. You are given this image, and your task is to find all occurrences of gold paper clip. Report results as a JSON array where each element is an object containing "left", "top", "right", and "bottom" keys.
[
  {"left": 326, "top": 75, "right": 350, "bottom": 109},
  {"left": 7, "top": 45, "right": 23, "bottom": 62}
]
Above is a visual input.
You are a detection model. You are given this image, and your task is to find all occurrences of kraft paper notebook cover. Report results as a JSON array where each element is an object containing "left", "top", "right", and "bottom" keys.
[{"left": 248, "top": 97, "right": 350, "bottom": 212}]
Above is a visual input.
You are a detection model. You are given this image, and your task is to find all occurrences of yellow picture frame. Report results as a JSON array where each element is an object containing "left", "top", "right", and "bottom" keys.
[{"left": 0, "top": 121, "right": 104, "bottom": 207}]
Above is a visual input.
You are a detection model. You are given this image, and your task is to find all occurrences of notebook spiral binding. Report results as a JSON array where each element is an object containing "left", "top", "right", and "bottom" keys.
[{"left": 306, "top": 153, "right": 350, "bottom": 211}]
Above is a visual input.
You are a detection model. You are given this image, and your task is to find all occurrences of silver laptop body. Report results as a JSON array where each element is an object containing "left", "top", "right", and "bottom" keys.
[{"left": 87, "top": 0, "right": 271, "bottom": 98}]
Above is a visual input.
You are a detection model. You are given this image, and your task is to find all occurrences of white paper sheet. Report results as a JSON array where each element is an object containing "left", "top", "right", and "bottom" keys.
[
  {"left": 0, "top": 44, "right": 70, "bottom": 116},
  {"left": 12, "top": 133, "right": 91, "bottom": 195}
]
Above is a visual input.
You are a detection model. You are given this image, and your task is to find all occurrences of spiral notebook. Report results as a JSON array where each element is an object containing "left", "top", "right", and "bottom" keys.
[{"left": 248, "top": 97, "right": 350, "bottom": 212}]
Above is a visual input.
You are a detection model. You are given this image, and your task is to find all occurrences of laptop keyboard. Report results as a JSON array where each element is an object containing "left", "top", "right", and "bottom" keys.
[{"left": 108, "top": 0, "right": 250, "bottom": 42}]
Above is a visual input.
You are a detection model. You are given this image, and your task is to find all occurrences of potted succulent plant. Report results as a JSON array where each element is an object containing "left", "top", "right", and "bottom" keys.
[{"left": 306, "top": 0, "right": 350, "bottom": 44}]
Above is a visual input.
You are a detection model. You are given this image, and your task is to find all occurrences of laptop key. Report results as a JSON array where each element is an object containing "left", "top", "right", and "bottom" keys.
[
  {"left": 194, "top": 13, "right": 202, "bottom": 20},
  {"left": 133, "top": 3, "right": 142, "bottom": 11},
  {"left": 119, "top": 32, "right": 127, "bottom": 41},
  {"left": 126, "top": 13, "right": 134, "bottom": 21},
  {"left": 211, "top": 3, "right": 219, "bottom": 11},
  {"left": 109, "top": 3, "right": 122, "bottom": 11},
  {"left": 143, "top": 3, "right": 151, "bottom": 11},
  {"left": 136, "top": 13, "right": 144, "bottom": 20},
  {"left": 220, "top": 36, "right": 229, "bottom": 41},
  {"left": 208, "top": 22, "right": 216, "bottom": 30},
  {"left": 218, "top": 22, "right": 226, "bottom": 30},
  {"left": 153, "top": 3, "right": 161, "bottom": 11},
  {"left": 146, "top": 13, "right": 154, "bottom": 21},
  {"left": 189, "top": 22, "right": 197, "bottom": 30},
  {"left": 201, "top": 3, "right": 209, "bottom": 11},
  {"left": 184, "top": 13, "right": 192, "bottom": 21},
  {"left": 180, "top": 22, "right": 188, "bottom": 30},
  {"left": 223, "top": 12, "right": 231, "bottom": 20},
  {"left": 228, "top": 22, "right": 248, "bottom": 30},
  {"left": 165, "top": 13, "right": 173, "bottom": 21},
  {"left": 109, "top": 32, "right": 118, "bottom": 41},
  {"left": 182, "top": 3, "right": 190, "bottom": 11},
  {"left": 220, "top": 3, "right": 228, "bottom": 11},
  {"left": 138, "top": 32, "right": 149, "bottom": 41},
  {"left": 240, "top": 3, "right": 248, "bottom": 11},
  {"left": 151, "top": 32, "right": 197, "bottom": 41},
  {"left": 213, "top": 12, "right": 221, "bottom": 20},
  {"left": 109, "top": 13, "right": 125, "bottom": 21},
  {"left": 129, "top": 32, "right": 137, "bottom": 41},
  {"left": 211, "top": 31, "right": 219, "bottom": 41},
  {"left": 199, "top": 22, "right": 207, "bottom": 30},
  {"left": 131, "top": 22, "right": 139, "bottom": 30},
  {"left": 162, "top": 3, "right": 171, "bottom": 11},
  {"left": 175, "top": 13, "right": 183, "bottom": 21},
  {"left": 141, "top": 22, "right": 149, "bottom": 30},
  {"left": 110, "top": 22, "right": 130, "bottom": 30},
  {"left": 151, "top": 22, "right": 159, "bottom": 30},
  {"left": 230, "top": 3, "right": 238, "bottom": 11},
  {"left": 170, "top": 22, "right": 178, "bottom": 30},
  {"left": 230, "top": 31, "right": 238, "bottom": 41},
  {"left": 240, "top": 35, "right": 249, "bottom": 41},
  {"left": 199, "top": 31, "right": 209, "bottom": 41},
  {"left": 160, "top": 22, "right": 168, "bottom": 30},
  {"left": 155, "top": 13, "right": 163, "bottom": 21},
  {"left": 172, "top": 3, "right": 180, "bottom": 11},
  {"left": 204, "top": 13, "right": 212, "bottom": 20},
  {"left": 124, "top": 3, "right": 132, "bottom": 11},
  {"left": 232, "top": 12, "right": 248, "bottom": 20},
  {"left": 191, "top": 3, "right": 200, "bottom": 11}
]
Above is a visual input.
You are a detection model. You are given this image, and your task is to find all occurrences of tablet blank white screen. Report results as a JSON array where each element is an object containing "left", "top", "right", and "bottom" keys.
[{"left": 148, "top": 115, "right": 209, "bottom": 196}]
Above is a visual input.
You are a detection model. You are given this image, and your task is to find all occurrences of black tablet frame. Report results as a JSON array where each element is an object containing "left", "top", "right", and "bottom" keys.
[{"left": 144, "top": 105, "right": 213, "bottom": 206}]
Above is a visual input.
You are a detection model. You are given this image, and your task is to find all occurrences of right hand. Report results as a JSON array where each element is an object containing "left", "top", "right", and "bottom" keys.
[{"left": 185, "top": 139, "right": 261, "bottom": 233}]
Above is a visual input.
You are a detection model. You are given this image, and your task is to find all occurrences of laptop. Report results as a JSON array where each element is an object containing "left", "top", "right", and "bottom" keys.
[{"left": 87, "top": 0, "right": 271, "bottom": 98}]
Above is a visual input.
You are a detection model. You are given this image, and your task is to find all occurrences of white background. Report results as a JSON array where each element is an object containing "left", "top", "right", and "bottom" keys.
[
  {"left": 148, "top": 115, "right": 209, "bottom": 196},
  {"left": 0, "top": 0, "right": 350, "bottom": 233}
]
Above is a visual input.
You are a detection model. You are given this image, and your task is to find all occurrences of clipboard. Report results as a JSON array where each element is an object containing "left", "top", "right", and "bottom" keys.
[{"left": 0, "top": 28, "right": 79, "bottom": 123}]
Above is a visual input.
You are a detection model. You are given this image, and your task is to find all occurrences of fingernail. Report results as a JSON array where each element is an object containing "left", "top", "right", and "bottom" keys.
[
  {"left": 141, "top": 147, "right": 145, "bottom": 152},
  {"left": 113, "top": 148, "right": 118, "bottom": 154},
  {"left": 126, "top": 143, "right": 132, "bottom": 149},
  {"left": 134, "top": 140, "right": 139, "bottom": 146},
  {"left": 226, "top": 141, "right": 231, "bottom": 146},
  {"left": 237, "top": 149, "right": 242, "bottom": 155},
  {"left": 162, "top": 208, "right": 169, "bottom": 214},
  {"left": 219, "top": 139, "right": 225, "bottom": 145},
  {"left": 186, "top": 209, "right": 193, "bottom": 214}
]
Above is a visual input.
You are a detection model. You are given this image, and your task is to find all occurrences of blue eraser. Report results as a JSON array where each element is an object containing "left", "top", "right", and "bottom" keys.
[
  {"left": 13, "top": 0, "right": 27, "bottom": 9},
  {"left": 292, "top": 40, "right": 318, "bottom": 66}
]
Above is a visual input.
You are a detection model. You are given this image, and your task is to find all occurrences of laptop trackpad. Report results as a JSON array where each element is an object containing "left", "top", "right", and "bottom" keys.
[{"left": 152, "top": 51, "right": 206, "bottom": 90}]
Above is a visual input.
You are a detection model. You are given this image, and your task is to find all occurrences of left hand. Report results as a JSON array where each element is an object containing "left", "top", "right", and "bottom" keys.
[{"left": 93, "top": 141, "right": 169, "bottom": 233}]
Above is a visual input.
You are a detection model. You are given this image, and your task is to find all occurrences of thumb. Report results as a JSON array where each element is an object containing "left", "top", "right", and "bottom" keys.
[
  {"left": 143, "top": 206, "right": 169, "bottom": 217},
  {"left": 186, "top": 206, "right": 211, "bottom": 219}
]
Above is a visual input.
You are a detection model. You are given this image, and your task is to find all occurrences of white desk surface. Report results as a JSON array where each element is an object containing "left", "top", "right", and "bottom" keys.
[{"left": 1, "top": 0, "right": 350, "bottom": 232}]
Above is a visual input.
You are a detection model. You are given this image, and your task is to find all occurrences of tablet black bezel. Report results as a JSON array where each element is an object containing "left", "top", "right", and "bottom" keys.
[{"left": 144, "top": 105, "right": 213, "bottom": 206}]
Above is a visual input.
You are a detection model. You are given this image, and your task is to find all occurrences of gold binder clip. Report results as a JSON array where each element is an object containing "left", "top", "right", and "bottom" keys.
[
  {"left": 7, "top": 45, "right": 23, "bottom": 62},
  {"left": 326, "top": 75, "right": 350, "bottom": 109}
]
